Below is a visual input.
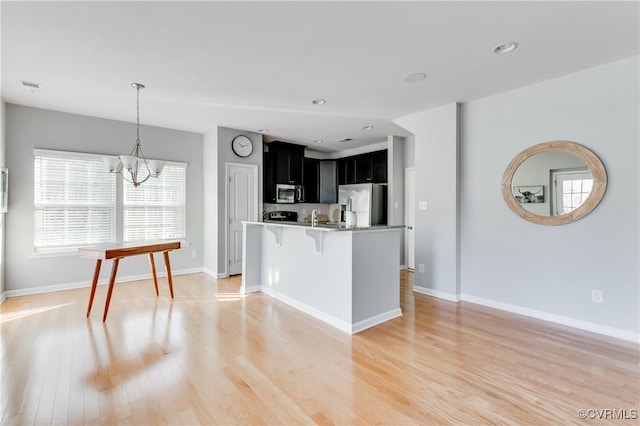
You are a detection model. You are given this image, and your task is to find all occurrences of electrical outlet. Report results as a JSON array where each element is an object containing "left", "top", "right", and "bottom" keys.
[
  {"left": 191, "top": 250, "right": 197, "bottom": 258},
  {"left": 394, "top": 202, "right": 398, "bottom": 209},
  {"left": 418, "top": 264, "right": 425, "bottom": 273},
  {"left": 592, "top": 290, "right": 603, "bottom": 304},
  {"left": 302, "top": 208, "right": 307, "bottom": 215},
  {"left": 418, "top": 201, "right": 427, "bottom": 210}
]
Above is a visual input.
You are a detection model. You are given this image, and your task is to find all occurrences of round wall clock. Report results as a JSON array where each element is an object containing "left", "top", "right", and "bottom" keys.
[{"left": 232, "top": 135, "right": 253, "bottom": 157}]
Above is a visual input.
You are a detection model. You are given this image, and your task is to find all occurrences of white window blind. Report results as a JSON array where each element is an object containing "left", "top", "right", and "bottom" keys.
[
  {"left": 34, "top": 150, "right": 116, "bottom": 250},
  {"left": 123, "top": 164, "right": 186, "bottom": 242}
]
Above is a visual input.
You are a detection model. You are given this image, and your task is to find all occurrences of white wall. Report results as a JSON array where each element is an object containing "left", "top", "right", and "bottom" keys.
[
  {"left": 203, "top": 126, "right": 263, "bottom": 277},
  {"left": 461, "top": 56, "right": 639, "bottom": 335},
  {"left": 394, "top": 103, "right": 460, "bottom": 298},
  {"left": 5, "top": 105, "right": 204, "bottom": 293}
]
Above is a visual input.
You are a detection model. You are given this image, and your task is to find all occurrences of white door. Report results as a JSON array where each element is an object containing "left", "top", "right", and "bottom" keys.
[
  {"left": 405, "top": 168, "right": 415, "bottom": 270},
  {"left": 227, "top": 163, "right": 258, "bottom": 276}
]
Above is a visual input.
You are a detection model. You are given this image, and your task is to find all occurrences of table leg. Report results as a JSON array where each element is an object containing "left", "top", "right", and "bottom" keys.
[
  {"left": 149, "top": 253, "right": 159, "bottom": 296},
  {"left": 86, "top": 259, "right": 103, "bottom": 317},
  {"left": 102, "top": 258, "right": 121, "bottom": 322},
  {"left": 163, "top": 250, "right": 175, "bottom": 298}
]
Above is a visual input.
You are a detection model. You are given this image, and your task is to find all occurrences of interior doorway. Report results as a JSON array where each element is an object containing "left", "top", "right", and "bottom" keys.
[
  {"left": 226, "top": 163, "right": 258, "bottom": 276},
  {"left": 405, "top": 167, "right": 415, "bottom": 271}
]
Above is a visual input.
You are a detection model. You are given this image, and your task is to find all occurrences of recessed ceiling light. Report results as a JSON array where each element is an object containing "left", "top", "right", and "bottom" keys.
[
  {"left": 402, "top": 72, "right": 427, "bottom": 83},
  {"left": 312, "top": 98, "right": 326, "bottom": 105},
  {"left": 362, "top": 125, "right": 374, "bottom": 130},
  {"left": 314, "top": 139, "right": 323, "bottom": 144},
  {"left": 258, "top": 129, "right": 269, "bottom": 133},
  {"left": 493, "top": 42, "right": 519, "bottom": 54},
  {"left": 336, "top": 137, "right": 353, "bottom": 143}
]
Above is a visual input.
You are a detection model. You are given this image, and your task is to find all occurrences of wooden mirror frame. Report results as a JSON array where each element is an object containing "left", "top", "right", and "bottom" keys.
[{"left": 502, "top": 141, "right": 607, "bottom": 225}]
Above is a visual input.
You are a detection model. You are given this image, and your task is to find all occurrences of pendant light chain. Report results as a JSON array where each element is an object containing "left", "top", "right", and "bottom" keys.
[
  {"left": 136, "top": 84, "right": 141, "bottom": 144},
  {"left": 102, "top": 82, "right": 164, "bottom": 187}
]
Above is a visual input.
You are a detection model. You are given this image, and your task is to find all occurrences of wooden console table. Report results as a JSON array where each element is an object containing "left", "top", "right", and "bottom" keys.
[{"left": 78, "top": 240, "right": 182, "bottom": 321}]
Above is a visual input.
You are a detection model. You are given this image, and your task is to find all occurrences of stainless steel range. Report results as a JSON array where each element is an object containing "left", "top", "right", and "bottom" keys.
[{"left": 264, "top": 210, "right": 298, "bottom": 222}]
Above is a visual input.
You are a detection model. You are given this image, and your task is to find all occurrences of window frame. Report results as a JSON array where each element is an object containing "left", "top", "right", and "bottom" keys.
[{"left": 32, "top": 149, "right": 187, "bottom": 255}]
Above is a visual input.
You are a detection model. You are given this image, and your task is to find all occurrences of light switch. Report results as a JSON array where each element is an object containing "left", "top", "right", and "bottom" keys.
[
  {"left": 394, "top": 202, "right": 398, "bottom": 209},
  {"left": 418, "top": 201, "right": 427, "bottom": 210}
]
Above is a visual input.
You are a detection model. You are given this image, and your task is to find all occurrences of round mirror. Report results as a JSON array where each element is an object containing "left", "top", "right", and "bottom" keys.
[{"left": 502, "top": 141, "right": 607, "bottom": 225}]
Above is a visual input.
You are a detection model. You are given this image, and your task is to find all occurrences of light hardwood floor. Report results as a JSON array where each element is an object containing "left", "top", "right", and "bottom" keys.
[{"left": 1, "top": 271, "right": 638, "bottom": 425}]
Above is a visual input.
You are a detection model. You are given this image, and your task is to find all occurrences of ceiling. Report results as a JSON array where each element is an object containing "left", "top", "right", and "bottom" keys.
[{"left": 2, "top": 1, "right": 638, "bottom": 152}]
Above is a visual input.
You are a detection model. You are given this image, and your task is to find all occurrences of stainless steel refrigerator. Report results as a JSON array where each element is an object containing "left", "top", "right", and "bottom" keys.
[{"left": 338, "top": 183, "right": 387, "bottom": 227}]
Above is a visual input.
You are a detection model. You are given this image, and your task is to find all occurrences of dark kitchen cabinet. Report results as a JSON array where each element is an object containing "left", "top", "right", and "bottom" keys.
[
  {"left": 271, "top": 141, "right": 305, "bottom": 185},
  {"left": 370, "top": 149, "right": 387, "bottom": 183},
  {"left": 337, "top": 159, "right": 346, "bottom": 185},
  {"left": 354, "top": 154, "right": 372, "bottom": 183},
  {"left": 263, "top": 150, "right": 277, "bottom": 203},
  {"left": 318, "top": 160, "right": 338, "bottom": 203},
  {"left": 338, "top": 150, "right": 387, "bottom": 184},
  {"left": 303, "top": 157, "right": 319, "bottom": 203},
  {"left": 345, "top": 157, "right": 357, "bottom": 184}
]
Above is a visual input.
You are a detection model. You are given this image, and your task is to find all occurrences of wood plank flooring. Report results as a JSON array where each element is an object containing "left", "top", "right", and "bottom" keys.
[{"left": 1, "top": 271, "right": 638, "bottom": 425}]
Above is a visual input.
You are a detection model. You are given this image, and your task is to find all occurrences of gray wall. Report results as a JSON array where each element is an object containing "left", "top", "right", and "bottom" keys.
[
  {"left": 5, "top": 105, "right": 204, "bottom": 293},
  {"left": 203, "top": 126, "right": 263, "bottom": 277},
  {"left": 387, "top": 135, "right": 405, "bottom": 265},
  {"left": 461, "top": 56, "right": 639, "bottom": 334},
  {"left": 1, "top": 101, "right": 5, "bottom": 299},
  {"left": 404, "top": 135, "right": 415, "bottom": 168},
  {"left": 395, "top": 103, "right": 460, "bottom": 297}
]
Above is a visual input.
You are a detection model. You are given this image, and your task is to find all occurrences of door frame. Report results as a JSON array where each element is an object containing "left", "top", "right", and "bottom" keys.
[
  {"left": 404, "top": 167, "right": 415, "bottom": 271},
  {"left": 225, "top": 162, "right": 259, "bottom": 277}
]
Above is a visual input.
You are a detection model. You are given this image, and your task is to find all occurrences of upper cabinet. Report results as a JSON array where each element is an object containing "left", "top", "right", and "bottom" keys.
[
  {"left": 266, "top": 144, "right": 387, "bottom": 204},
  {"left": 338, "top": 150, "right": 387, "bottom": 185},
  {"left": 303, "top": 157, "right": 319, "bottom": 203},
  {"left": 370, "top": 150, "right": 388, "bottom": 183},
  {"left": 266, "top": 141, "right": 306, "bottom": 185}
]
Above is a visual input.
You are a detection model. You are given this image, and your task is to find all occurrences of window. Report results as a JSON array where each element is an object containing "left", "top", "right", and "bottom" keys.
[
  {"left": 34, "top": 150, "right": 116, "bottom": 251},
  {"left": 552, "top": 169, "right": 593, "bottom": 215},
  {"left": 34, "top": 149, "right": 187, "bottom": 252},
  {"left": 123, "top": 164, "right": 186, "bottom": 241}
]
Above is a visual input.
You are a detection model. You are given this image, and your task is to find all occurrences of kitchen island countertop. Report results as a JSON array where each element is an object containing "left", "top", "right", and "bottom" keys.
[
  {"left": 242, "top": 221, "right": 403, "bottom": 334},
  {"left": 248, "top": 220, "right": 405, "bottom": 232}
]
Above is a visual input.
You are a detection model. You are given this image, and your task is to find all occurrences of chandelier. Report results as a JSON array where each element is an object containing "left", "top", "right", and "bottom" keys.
[{"left": 103, "top": 83, "right": 164, "bottom": 187}]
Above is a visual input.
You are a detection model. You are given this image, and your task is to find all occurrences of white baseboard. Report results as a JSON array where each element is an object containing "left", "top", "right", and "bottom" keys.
[
  {"left": 0, "top": 292, "right": 6, "bottom": 305},
  {"left": 399, "top": 264, "right": 407, "bottom": 271},
  {"left": 462, "top": 294, "right": 639, "bottom": 343},
  {"left": 242, "top": 285, "right": 261, "bottom": 294},
  {"left": 260, "top": 286, "right": 353, "bottom": 334},
  {"left": 203, "top": 268, "right": 228, "bottom": 279},
  {"left": 352, "top": 308, "right": 402, "bottom": 334},
  {"left": 4, "top": 267, "right": 204, "bottom": 298},
  {"left": 412, "top": 285, "right": 461, "bottom": 302}
]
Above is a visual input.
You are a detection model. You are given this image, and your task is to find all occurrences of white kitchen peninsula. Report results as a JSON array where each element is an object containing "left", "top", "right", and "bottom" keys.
[{"left": 241, "top": 221, "right": 404, "bottom": 334}]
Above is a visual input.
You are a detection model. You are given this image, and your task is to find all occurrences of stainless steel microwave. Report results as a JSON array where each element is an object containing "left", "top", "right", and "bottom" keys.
[{"left": 276, "top": 184, "right": 305, "bottom": 203}]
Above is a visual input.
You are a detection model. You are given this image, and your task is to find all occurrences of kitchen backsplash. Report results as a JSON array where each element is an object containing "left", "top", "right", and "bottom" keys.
[{"left": 263, "top": 203, "right": 331, "bottom": 222}]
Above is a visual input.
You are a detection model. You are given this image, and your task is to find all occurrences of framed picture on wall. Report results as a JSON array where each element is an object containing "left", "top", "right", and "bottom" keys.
[
  {"left": 513, "top": 185, "right": 544, "bottom": 204},
  {"left": 1, "top": 167, "right": 7, "bottom": 213}
]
